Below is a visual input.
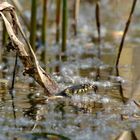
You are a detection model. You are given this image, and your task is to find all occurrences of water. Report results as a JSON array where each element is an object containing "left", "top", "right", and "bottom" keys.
[{"left": 0, "top": 0, "right": 140, "bottom": 139}]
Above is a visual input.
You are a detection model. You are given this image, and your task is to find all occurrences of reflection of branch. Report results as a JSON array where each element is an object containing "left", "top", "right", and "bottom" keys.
[
  {"left": 116, "top": 68, "right": 126, "bottom": 104},
  {"left": 9, "top": 51, "right": 18, "bottom": 128},
  {"left": 115, "top": 0, "right": 137, "bottom": 66},
  {"left": 9, "top": 90, "right": 17, "bottom": 128}
]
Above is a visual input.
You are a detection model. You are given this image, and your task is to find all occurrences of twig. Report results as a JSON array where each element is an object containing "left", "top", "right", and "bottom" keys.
[
  {"left": 0, "top": 2, "right": 59, "bottom": 95},
  {"left": 115, "top": 0, "right": 137, "bottom": 66},
  {"left": 95, "top": 1, "right": 101, "bottom": 47},
  {"left": 10, "top": 53, "right": 18, "bottom": 90},
  {"left": 9, "top": 53, "right": 18, "bottom": 128},
  {"left": 95, "top": 1, "right": 101, "bottom": 81}
]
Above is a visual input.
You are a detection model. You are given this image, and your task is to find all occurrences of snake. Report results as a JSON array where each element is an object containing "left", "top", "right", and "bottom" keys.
[{"left": 57, "top": 83, "right": 97, "bottom": 97}]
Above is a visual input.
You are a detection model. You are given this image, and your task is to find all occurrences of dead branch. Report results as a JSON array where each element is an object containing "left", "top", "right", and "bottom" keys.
[{"left": 0, "top": 2, "right": 59, "bottom": 96}]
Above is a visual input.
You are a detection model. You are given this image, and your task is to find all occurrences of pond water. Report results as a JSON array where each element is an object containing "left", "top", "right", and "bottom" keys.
[{"left": 0, "top": 0, "right": 140, "bottom": 140}]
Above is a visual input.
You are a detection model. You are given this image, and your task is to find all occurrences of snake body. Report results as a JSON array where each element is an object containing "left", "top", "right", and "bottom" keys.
[{"left": 57, "top": 83, "right": 97, "bottom": 97}]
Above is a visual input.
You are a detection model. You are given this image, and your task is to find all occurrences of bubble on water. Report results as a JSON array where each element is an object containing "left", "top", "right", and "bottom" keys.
[
  {"left": 110, "top": 75, "right": 127, "bottom": 83},
  {"left": 100, "top": 97, "right": 110, "bottom": 104},
  {"left": 122, "top": 100, "right": 140, "bottom": 115},
  {"left": 36, "top": 92, "right": 41, "bottom": 96},
  {"left": 96, "top": 81, "right": 113, "bottom": 88}
]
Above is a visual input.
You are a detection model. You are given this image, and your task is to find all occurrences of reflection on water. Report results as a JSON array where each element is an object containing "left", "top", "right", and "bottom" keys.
[{"left": 0, "top": 0, "right": 140, "bottom": 139}]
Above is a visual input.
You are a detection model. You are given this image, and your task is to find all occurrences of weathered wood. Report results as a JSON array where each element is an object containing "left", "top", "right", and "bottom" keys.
[{"left": 0, "top": 2, "right": 59, "bottom": 96}]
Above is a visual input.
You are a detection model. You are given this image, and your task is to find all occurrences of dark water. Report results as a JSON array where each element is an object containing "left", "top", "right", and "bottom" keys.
[{"left": 0, "top": 0, "right": 140, "bottom": 139}]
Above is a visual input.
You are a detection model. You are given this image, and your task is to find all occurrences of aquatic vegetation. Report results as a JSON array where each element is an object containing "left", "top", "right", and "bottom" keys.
[{"left": 0, "top": 0, "right": 140, "bottom": 140}]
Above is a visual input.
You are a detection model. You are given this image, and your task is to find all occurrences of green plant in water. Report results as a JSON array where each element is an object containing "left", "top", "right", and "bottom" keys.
[
  {"left": 41, "top": 0, "right": 47, "bottom": 62},
  {"left": 72, "top": 0, "right": 80, "bottom": 36},
  {"left": 56, "top": 0, "right": 61, "bottom": 44},
  {"left": 61, "top": 0, "right": 68, "bottom": 61},
  {"left": 55, "top": 0, "right": 61, "bottom": 72},
  {"left": 30, "top": 0, "right": 37, "bottom": 51}
]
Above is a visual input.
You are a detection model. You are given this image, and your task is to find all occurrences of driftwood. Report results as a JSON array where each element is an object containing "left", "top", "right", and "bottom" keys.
[{"left": 0, "top": 2, "right": 59, "bottom": 96}]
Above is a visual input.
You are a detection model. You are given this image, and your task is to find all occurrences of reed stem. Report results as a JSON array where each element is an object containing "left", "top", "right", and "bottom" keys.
[
  {"left": 72, "top": 0, "right": 80, "bottom": 36},
  {"left": 30, "top": 0, "right": 37, "bottom": 51},
  {"left": 10, "top": 53, "right": 18, "bottom": 91},
  {"left": 115, "top": 0, "right": 137, "bottom": 66},
  {"left": 61, "top": 0, "right": 68, "bottom": 61},
  {"left": 95, "top": 1, "right": 101, "bottom": 81},
  {"left": 41, "top": 0, "right": 48, "bottom": 62},
  {"left": 56, "top": 0, "right": 61, "bottom": 43}
]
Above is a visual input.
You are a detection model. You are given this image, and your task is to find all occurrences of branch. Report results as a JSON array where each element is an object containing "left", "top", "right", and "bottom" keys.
[{"left": 0, "top": 2, "right": 59, "bottom": 96}]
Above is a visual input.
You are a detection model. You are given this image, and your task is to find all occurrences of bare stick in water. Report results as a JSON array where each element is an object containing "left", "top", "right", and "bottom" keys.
[
  {"left": 0, "top": 2, "right": 59, "bottom": 96},
  {"left": 115, "top": 0, "right": 137, "bottom": 66},
  {"left": 95, "top": 1, "right": 101, "bottom": 81},
  {"left": 55, "top": 0, "right": 61, "bottom": 72},
  {"left": 115, "top": 0, "right": 137, "bottom": 104}
]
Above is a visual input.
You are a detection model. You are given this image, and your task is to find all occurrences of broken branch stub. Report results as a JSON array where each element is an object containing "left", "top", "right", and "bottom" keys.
[{"left": 0, "top": 2, "right": 59, "bottom": 96}]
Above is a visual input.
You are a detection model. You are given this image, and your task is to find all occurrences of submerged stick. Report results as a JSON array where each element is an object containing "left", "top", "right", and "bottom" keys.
[
  {"left": 10, "top": 53, "right": 18, "bottom": 90},
  {"left": 115, "top": 0, "right": 137, "bottom": 66},
  {"left": 61, "top": 0, "right": 68, "bottom": 61}
]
